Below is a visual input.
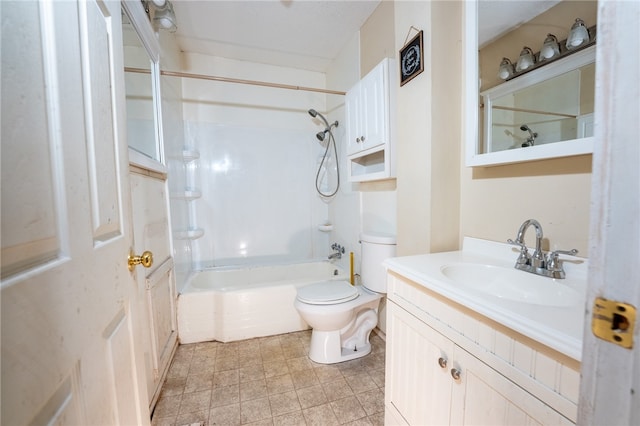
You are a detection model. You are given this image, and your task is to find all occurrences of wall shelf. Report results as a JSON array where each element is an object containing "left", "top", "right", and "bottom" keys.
[
  {"left": 348, "top": 146, "right": 392, "bottom": 182},
  {"left": 173, "top": 228, "right": 204, "bottom": 240},
  {"left": 182, "top": 149, "right": 200, "bottom": 163},
  {"left": 170, "top": 189, "right": 202, "bottom": 201}
]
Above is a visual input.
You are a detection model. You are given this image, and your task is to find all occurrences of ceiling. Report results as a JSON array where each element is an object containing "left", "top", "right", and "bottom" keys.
[
  {"left": 478, "top": 0, "right": 561, "bottom": 47},
  {"left": 170, "top": 0, "right": 561, "bottom": 73},
  {"left": 171, "top": 0, "right": 382, "bottom": 72}
]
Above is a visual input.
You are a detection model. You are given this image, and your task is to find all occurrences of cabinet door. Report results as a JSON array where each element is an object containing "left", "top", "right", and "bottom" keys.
[
  {"left": 386, "top": 301, "right": 454, "bottom": 425},
  {"left": 450, "top": 346, "right": 573, "bottom": 425},
  {"left": 359, "top": 61, "right": 388, "bottom": 152},
  {"left": 345, "top": 85, "right": 362, "bottom": 156}
]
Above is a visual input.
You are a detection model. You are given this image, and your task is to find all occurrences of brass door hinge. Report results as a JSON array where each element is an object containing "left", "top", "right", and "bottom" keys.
[{"left": 592, "top": 297, "right": 636, "bottom": 349}]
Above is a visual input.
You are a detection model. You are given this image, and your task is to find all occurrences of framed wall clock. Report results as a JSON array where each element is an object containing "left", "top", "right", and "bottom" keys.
[{"left": 399, "top": 30, "right": 424, "bottom": 86}]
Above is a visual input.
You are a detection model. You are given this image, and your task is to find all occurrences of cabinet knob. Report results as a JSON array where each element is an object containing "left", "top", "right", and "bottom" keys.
[
  {"left": 356, "top": 137, "right": 361, "bottom": 143},
  {"left": 437, "top": 357, "right": 447, "bottom": 369},
  {"left": 360, "top": 135, "right": 365, "bottom": 142},
  {"left": 450, "top": 368, "right": 461, "bottom": 381}
]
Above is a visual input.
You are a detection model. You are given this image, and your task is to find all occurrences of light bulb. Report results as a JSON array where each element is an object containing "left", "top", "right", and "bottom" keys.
[
  {"left": 497, "top": 58, "right": 514, "bottom": 80},
  {"left": 539, "top": 34, "right": 560, "bottom": 61},
  {"left": 515, "top": 47, "right": 535, "bottom": 72},
  {"left": 567, "top": 18, "right": 589, "bottom": 49}
]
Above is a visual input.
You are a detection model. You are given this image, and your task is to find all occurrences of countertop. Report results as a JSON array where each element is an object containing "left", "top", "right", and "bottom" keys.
[{"left": 383, "top": 237, "right": 588, "bottom": 361}]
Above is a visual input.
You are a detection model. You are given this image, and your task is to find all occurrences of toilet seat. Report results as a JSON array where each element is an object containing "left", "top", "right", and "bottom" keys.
[{"left": 297, "top": 280, "right": 359, "bottom": 305}]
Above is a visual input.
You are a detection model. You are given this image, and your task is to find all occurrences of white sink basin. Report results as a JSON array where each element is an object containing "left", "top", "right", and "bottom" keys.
[{"left": 440, "top": 263, "right": 581, "bottom": 307}]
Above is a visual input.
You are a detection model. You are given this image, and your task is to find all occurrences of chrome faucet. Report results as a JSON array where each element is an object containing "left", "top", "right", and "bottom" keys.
[
  {"left": 328, "top": 243, "right": 345, "bottom": 260},
  {"left": 508, "top": 219, "right": 578, "bottom": 279}
]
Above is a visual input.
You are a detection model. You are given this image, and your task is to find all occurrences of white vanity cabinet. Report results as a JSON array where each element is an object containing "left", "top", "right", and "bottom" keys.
[
  {"left": 346, "top": 58, "right": 396, "bottom": 182},
  {"left": 385, "top": 272, "right": 579, "bottom": 426}
]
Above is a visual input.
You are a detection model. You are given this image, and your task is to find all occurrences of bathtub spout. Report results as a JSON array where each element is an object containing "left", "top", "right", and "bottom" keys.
[{"left": 341, "top": 308, "right": 378, "bottom": 352}]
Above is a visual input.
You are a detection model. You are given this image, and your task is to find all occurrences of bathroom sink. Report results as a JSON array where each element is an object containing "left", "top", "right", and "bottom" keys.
[{"left": 440, "top": 263, "right": 581, "bottom": 307}]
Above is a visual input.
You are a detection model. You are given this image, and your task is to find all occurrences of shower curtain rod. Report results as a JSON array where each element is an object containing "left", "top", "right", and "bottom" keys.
[{"left": 125, "top": 67, "right": 346, "bottom": 96}]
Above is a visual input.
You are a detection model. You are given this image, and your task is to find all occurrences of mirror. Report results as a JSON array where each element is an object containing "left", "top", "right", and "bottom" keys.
[
  {"left": 465, "top": 1, "right": 597, "bottom": 167},
  {"left": 121, "top": 1, "right": 163, "bottom": 164},
  {"left": 482, "top": 47, "right": 594, "bottom": 154}
]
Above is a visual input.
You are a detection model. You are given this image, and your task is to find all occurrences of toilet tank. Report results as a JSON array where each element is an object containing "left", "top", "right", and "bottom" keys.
[{"left": 360, "top": 232, "right": 397, "bottom": 293}]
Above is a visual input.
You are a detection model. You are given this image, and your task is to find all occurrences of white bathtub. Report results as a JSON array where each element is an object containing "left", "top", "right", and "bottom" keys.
[{"left": 177, "top": 261, "right": 348, "bottom": 344}]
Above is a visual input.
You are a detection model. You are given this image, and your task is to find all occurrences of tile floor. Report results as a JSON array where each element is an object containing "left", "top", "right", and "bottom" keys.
[{"left": 151, "top": 330, "right": 386, "bottom": 426}]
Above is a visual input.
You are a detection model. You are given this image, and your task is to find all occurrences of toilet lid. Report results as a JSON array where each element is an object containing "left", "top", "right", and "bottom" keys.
[{"left": 297, "top": 281, "right": 359, "bottom": 305}]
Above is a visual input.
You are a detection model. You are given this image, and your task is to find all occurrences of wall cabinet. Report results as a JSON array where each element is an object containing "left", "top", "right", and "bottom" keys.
[
  {"left": 385, "top": 272, "right": 579, "bottom": 426},
  {"left": 346, "top": 58, "right": 396, "bottom": 182}
]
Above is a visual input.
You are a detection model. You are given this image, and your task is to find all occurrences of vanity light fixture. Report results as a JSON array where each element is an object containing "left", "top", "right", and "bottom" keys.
[
  {"left": 515, "top": 46, "right": 535, "bottom": 72},
  {"left": 497, "top": 57, "right": 515, "bottom": 80},
  {"left": 494, "top": 21, "right": 595, "bottom": 83},
  {"left": 152, "top": 0, "right": 177, "bottom": 32},
  {"left": 539, "top": 34, "right": 560, "bottom": 61},
  {"left": 566, "top": 18, "right": 590, "bottom": 49}
]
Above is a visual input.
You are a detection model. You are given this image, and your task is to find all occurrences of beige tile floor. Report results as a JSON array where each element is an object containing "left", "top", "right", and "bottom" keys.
[{"left": 151, "top": 330, "right": 386, "bottom": 426}]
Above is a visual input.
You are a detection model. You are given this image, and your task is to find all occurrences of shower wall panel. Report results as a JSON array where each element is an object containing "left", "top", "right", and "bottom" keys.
[
  {"left": 187, "top": 122, "right": 329, "bottom": 268},
  {"left": 180, "top": 53, "right": 331, "bottom": 268}
]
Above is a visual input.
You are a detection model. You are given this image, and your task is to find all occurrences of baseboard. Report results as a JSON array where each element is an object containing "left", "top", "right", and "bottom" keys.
[{"left": 372, "top": 327, "right": 386, "bottom": 341}]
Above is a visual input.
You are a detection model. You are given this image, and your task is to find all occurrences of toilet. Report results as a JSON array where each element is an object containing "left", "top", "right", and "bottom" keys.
[{"left": 294, "top": 232, "right": 396, "bottom": 364}]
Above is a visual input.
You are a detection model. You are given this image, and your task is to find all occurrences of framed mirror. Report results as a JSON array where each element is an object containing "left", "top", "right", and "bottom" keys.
[
  {"left": 482, "top": 46, "right": 594, "bottom": 154},
  {"left": 121, "top": 1, "right": 165, "bottom": 167},
  {"left": 465, "top": 1, "right": 596, "bottom": 167}
]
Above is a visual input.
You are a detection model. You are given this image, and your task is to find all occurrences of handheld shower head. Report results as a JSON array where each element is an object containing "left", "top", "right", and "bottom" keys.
[
  {"left": 520, "top": 124, "right": 538, "bottom": 146},
  {"left": 307, "top": 108, "right": 341, "bottom": 198},
  {"left": 308, "top": 108, "right": 330, "bottom": 128},
  {"left": 309, "top": 108, "right": 338, "bottom": 142}
]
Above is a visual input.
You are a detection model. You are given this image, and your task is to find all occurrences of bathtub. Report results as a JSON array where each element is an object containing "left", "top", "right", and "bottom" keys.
[{"left": 177, "top": 261, "right": 348, "bottom": 344}]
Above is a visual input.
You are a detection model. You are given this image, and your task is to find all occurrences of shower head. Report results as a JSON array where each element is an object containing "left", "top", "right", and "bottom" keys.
[
  {"left": 308, "top": 108, "right": 330, "bottom": 128},
  {"left": 519, "top": 124, "right": 538, "bottom": 147},
  {"left": 315, "top": 121, "right": 340, "bottom": 141},
  {"left": 520, "top": 124, "right": 537, "bottom": 137},
  {"left": 309, "top": 108, "right": 339, "bottom": 142}
]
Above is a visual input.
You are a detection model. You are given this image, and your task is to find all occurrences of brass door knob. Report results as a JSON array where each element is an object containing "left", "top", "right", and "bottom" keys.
[{"left": 128, "top": 250, "right": 153, "bottom": 271}]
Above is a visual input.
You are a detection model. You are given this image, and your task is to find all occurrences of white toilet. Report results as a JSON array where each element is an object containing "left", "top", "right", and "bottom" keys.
[{"left": 294, "top": 232, "right": 396, "bottom": 364}]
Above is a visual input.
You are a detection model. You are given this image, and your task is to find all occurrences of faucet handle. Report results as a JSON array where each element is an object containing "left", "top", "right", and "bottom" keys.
[
  {"left": 550, "top": 249, "right": 579, "bottom": 256},
  {"left": 547, "top": 249, "right": 579, "bottom": 271},
  {"left": 507, "top": 239, "right": 530, "bottom": 265},
  {"left": 507, "top": 238, "right": 525, "bottom": 249}
]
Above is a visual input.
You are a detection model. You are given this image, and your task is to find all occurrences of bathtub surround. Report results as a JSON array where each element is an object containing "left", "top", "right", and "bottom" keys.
[{"left": 179, "top": 53, "right": 339, "bottom": 273}]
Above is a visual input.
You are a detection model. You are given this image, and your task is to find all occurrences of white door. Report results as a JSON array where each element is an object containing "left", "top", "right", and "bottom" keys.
[
  {"left": 578, "top": 0, "right": 640, "bottom": 424},
  {"left": 1, "top": 1, "right": 149, "bottom": 424},
  {"left": 129, "top": 168, "right": 177, "bottom": 409}
]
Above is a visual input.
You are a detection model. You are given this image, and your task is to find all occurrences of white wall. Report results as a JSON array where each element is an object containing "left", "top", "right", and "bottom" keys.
[
  {"left": 180, "top": 53, "right": 333, "bottom": 268},
  {"left": 324, "top": 32, "right": 362, "bottom": 275}
]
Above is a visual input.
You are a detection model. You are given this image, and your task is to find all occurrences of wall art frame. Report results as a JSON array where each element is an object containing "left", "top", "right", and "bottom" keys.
[{"left": 399, "top": 29, "right": 424, "bottom": 86}]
